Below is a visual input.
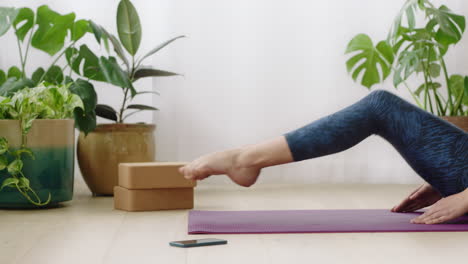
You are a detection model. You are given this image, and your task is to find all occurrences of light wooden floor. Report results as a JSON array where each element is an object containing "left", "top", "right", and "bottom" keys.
[{"left": 1, "top": 180, "right": 467, "bottom": 264}]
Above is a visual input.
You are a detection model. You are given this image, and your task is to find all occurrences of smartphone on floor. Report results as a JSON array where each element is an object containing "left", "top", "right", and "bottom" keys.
[{"left": 169, "top": 238, "right": 228, "bottom": 248}]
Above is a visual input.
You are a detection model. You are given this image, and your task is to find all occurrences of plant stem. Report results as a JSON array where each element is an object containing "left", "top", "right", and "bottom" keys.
[
  {"left": 22, "top": 25, "right": 35, "bottom": 76},
  {"left": 403, "top": 82, "right": 423, "bottom": 108},
  {"left": 38, "top": 41, "right": 77, "bottom": 84},
  {"left": 15, "top": 36, "right": 25, "bottom": 78},
  {"left": 421, "top": 60, "right": 432, "bottom": 113},
  {"left": 119, "top": 88, "right": 129, "bottom": 123},
  {"left": 118, "top": 56, "right": 137, "bottom": 123},
  {"left": 439, "top": 58, "right": 455, "bottom": 115}
]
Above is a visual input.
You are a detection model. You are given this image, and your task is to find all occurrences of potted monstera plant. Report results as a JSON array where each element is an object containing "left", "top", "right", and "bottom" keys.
[
  {"left": 69, "top": 0, "right": 184, "bottom": 195},
  {"left": 345, "top": 0, "right": 468, "bottom": 131},
  {"left": 0, "top": 6, "right": 97, "bottom": 207}
]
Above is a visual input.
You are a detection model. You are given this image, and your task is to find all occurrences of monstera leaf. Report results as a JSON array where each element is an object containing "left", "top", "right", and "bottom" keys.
[
  {"left": 0, "top": 7, "right": 19, "bottom": 37},
  {"left": 13, "top": 7, "right": 34, "bottom": 41},
  {"left": 345, "top": 34, "right": 394, "bottom": 89},
  {"left": 32, "top": 5, "right": 75, "bottom": 55},
  {"left": 449, "top": 75, "right": 468, "bottom": 107},
  {"left": 426, "top": 5, "right": 466, "bottom": 47},
  {"left": 388, "top": 0, "right": 424, "bottom": 43}
]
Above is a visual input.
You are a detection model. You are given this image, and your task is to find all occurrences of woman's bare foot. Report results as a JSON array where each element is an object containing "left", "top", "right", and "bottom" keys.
[
  {"left": 391, "top": 183, "right": 442, "bottom": 213},
  {"left": 179, "top": 148, "right": 261, "bottom": 187},
  {"left": 179, "top": 136, "right": 294, "bottom": 187}
]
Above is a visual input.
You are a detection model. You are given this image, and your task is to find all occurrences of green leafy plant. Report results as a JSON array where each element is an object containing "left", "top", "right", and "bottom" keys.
[
  {"left": 345, "top": 0, "right": 468, "bottom": 116},
  {"left": 67, "top": 0, "right": 184, "bottom": 123},
  {"left": 0, "top": 5, "right": 97, "bottom": 133},
  {"left": 0, "top": 83, "right": 85, "bottom": 205}
]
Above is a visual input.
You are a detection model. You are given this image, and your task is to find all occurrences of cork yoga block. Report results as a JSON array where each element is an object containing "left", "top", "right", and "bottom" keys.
[
  {"left": 114, "top": 186, "right": 194, "bottom": 212},
  {"left": 118, "top": 162, "right": 196, "bottom": 189}
]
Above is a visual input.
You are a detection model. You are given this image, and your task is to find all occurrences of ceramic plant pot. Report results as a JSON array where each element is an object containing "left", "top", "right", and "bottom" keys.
[
  {"left": 77, "top": 124, "right": 156, "bottom": 195},
  {"left": 442, "top": 116, "right": 468, "bottom": 132},
  {"left": 0, "top": 119, "right": 75, "bottom": 208}
]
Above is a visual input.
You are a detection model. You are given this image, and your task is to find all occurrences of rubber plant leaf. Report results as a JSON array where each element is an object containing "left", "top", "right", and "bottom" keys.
[
  {"left": 98, "top": 56, "right": 136, "bottom": 96},
  {"left": 117, "top": 0, "right": 141, "bottom": 55},
  {"left": 126, "top": 104, "right": 158, "bottom": 111},
  {"left": 95, "top": 104, "right": 118, "bottom": 121},
  {"left": 138, "top": 35, "right": 185, "bottom": 64},
  {"left": 133, "top": 67, "right": 179, "bottom": 81}
]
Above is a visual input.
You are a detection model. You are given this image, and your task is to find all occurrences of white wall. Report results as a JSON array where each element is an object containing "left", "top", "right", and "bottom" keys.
[
  {"left": 152, "top": 0, "right": 468, "bottom": 186},
  {"left": 1, "top": 0, "right": 467, "bottom": 186}
]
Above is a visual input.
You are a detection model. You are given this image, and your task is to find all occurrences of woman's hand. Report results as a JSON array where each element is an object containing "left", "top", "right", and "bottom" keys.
[
  {"left": 391, "top": 183, "right": 442, "bottom": 213},
  {"left": 411, "top": 189, "right": 468, "bottom": 224}
]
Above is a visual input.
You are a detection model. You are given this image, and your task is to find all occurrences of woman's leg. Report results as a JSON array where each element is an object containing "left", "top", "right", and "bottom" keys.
[{"left": 180, "top": 90, "right": 468, "bottom": 196}]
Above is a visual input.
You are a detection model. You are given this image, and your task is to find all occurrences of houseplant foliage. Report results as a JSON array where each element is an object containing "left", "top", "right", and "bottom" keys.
[
  {"left": 74, "top": 0, "right": 184, "bottom": 195},
  {"left": 0, "top": 83, "right": 85, "bottom": 206},
  {"left": 0, "top": 5, "right": 98, "bottom": 206},
  {"left": 345, "top": 0, "right": 468, "bottom": 116},
  {"left": 0, "top": 5, "right": 97, "bottom": 133},
  {"left": 67, "top": 0, "right": 184, "bottom": 123}
]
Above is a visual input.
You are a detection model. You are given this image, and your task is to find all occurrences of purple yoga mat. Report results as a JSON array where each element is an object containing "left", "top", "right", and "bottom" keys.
[{"left": 188, "top": 209, "right": 468, "bottom": 234}]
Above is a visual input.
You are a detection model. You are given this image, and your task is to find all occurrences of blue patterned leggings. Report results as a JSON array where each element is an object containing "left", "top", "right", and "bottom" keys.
[{"left": 285, "top": 90, "right": 468, "bottom": 197}]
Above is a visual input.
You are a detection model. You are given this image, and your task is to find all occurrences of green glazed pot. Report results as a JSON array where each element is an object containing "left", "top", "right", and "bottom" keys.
[{"left": 0, "top": 119, "right": 75, "bottom": 208}]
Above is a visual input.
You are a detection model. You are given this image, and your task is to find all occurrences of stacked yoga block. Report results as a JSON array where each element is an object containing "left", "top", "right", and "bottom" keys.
[{"left": 114, "top": 162, "right": 196, "bottom": 211}]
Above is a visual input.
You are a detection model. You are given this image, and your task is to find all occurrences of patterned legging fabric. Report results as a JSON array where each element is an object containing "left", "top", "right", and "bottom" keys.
[{"left": 285, "top": 90, "right": 468, "bottom": 197}]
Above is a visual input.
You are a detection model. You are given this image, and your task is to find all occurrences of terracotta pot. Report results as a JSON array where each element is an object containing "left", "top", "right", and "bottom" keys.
[
  {"left": 441, "top": 116, "right": 468, "bottom": 132},
  {"left": 77, "top": 124, "right": 156, "bottom": 195},
  {"left": 0, "top": 119, "right": 75, "bottom": 208}
]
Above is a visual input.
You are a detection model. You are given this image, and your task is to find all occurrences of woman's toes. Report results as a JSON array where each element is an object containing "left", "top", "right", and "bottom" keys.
[
  {"left": 179, "top": 167, "right": 185, "bottom": 174},
  {"left": 193, "top": 166, "right": 208, "bottom": 180}
]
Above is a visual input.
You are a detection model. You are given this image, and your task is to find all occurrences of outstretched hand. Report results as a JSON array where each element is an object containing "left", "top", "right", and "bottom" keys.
[
  {"left": 411, "top": 189, "right": 468, "bottom": 224},
  {"left": 391, "top": 183, "right": 442, "bottom": 213}
]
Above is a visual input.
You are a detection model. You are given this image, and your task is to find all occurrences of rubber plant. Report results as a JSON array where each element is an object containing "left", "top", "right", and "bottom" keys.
[
  {"left": 0, "top": 5, "right": 97, "bottom": 133},
  {"left": 65, "top": 0, "right": 184, "bottom": 123},
  {"left": 345, "top": 0, "right": 468, "bottom": 116},
  {"left": 0, "top": 83, "right": 86, "bottom": 205}
]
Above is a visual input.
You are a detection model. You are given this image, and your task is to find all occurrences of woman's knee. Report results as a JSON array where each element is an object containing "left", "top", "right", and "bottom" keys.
[
  {"left": 367, "top": 90, "right": 397, "bottom": 102},
  {"left": 363, "top": 90, "right": 402, "bottom": 112}
]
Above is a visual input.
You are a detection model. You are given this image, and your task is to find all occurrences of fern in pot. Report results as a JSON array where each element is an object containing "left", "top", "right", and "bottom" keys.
[
  {"left": 0, "top": 6, "right": 97, "bottom": 207},
  {"left": 345, "top": 0, "right": 468, "bottom": 131},
  {"left": 68, "top": 0, "right": 184, "bottom": 195}
]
